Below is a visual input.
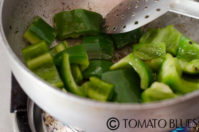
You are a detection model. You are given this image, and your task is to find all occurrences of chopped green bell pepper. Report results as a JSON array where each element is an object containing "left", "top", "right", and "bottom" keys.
[
  {"left": 50, "top": 41, "right": 68, "bottom": 57},
  {"left": 22, "top": 41, "right": 49, "bottom": 62},
  {"left": 81, "top": 77, "right": 114, "bottom": 102},
  {"left": 177, "top": 36, "right": 199, "bottom": 62},
  {"left": 142, "top": 82, "right": 177, "bottom": 103},
  {"left": 54, "top": 9, "right": 103, "bottom": 40},
  {"left": 158, "top": 54, "right": 199, "bottom": 94},
  {"left": 60, "top": 53, "right": 85, "bottom": 96},
  {"left": 144, "top": 57, "right": 165, "bottom": 71},
  {"left": 140, "top": 25, "right": 182, "bottom": 55},
  {"left": 23, "top": 49, "right": 64, "bottom": 88},
  {"left": 71, "top": 64, "right": 83, "bottom": 84},
  {"left": 102, "top": 69, "right": 141, "bottom": 103},
  {"left": 33, "top": 62, "right": 64, "bottom": 88},
  {"left": 24, "top": 16, "right": 56, "bottom": 45},
  {"left": 133, "top": 42, "right": 166, "bottom": 60},
  {"left": 83, "top": 60, "right": 113, "bottom": 79},
  {"left": 54, "top": 44, "right": 89, "bottom": 70},
  {"left": 179, "top": 59, "right": 199, "bottom": 74},
  {"left": 111, "top": 53, "right": 153, "bottom": 89},
  {"left": 82, "top": 34, "right": 114, "bottom": 60},
  {"left": 111, "top": 29, "right": 143, "bottom": 49}
]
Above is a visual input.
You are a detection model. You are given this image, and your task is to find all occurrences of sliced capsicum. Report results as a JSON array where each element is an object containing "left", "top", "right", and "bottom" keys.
[
  {"left": 54, "top": 44, "right": 89, "bottom": 70},
  {"left": 82, "top": 34, "right": 114, "bottom": 60},
  {"left": 102, "top": 69, "right": 141, "bottom": 103},
  {"left": 158, "top": 54, "right": 199, "bottom": 94},
  {"left": 54, "top": 9, "right": 103, "bottom": 40},
  {"left": 133, "top": 42, "right": 166, "bottom": 60},
  {"left": 24, "top": 52, "right": 64, "bottom": 88},
  {"left": 24, "top": 16, "right": 56, "bottom": 45},
  {"left": 60, "top": 53, "right": 85, "bottom": 96},
  {"left": 50, "top": 41, "right": 68, "bottom": 57},
  {"left": 110, "top": 53, "right": 153, "bottom": 89},
  {"left": 22, "top": 41, "right": 49, "bottom": 61},
  {"left": 71, "top": 64, "right": 83, "bottom": 84},
  {"left": 81, "top": 77, "right": 114, "bottom": 102},
  {"left": 178, "top": 59, "right": 199, "bottom": 74},
  {"left": 177, "top": 36, "right": 199, "bottom": 62},
  {"left": 111, "top": 29, "right": 143, "bottom": 49},
  {"left": 83, "top": 60, "right": 113, "bottom": 79},
  {"left": 142, "top": 82, "right": 177, "bottom": 103},
  {"left": 144, "top": 57, "right": 165, "bottom": 71},
  {"left": 140, "top": 25, "right": 182, "bottom": 55}
]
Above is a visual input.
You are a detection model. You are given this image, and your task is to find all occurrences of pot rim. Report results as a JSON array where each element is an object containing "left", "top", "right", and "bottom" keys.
[{"left": 1, "top": 0, "right": 198, "bottom": 111}]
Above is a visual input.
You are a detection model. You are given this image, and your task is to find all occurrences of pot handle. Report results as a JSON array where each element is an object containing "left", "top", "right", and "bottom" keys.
[{"left": 170, "top": 0, "right": 199, "bottom": 19}]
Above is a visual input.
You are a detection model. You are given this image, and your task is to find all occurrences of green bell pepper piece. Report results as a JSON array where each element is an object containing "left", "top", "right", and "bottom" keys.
[
  {"left": 111, "top": 53, "right": 153, "bottom": 89},
  {"left": 54, "top": 44, "right": 89, "bottom": 70},
  {"left": 82, "top": 34, "right": 114, "bottom": 60},
  {"left": 60, "top": 53, "right": 85, "bottom": 96},
  {"left": 142, "top": 82, "right": 177, "bottom": 103},
  {"left": 22, "top": 41, "right": 49, "bottom": 62},
  {"left": 102, "top": 69, "right": 141, "bottom": 103},
  {"left": 33, "top": 63, "right": 64, "bottom": 88},
  {"left": 54, "top": 9, "right": 103, "bottom": 40},
  {"left": 133, "top": 42, "right": 166, "bottom": 60},
  {"left": 158, "top": 54, "right": 199, "bottom": 94},
  {"left": 144, "top": 57, "right": 165, "bottom": 71},
  {"left": 81, "top": 77, "right": 114, "bottom": 102},
  {"left": 83, "top": 60, "right": 113, "bottom": 79},
  {"left": 179, "top": 59, "right": 199, "bottom": 74},
  {"left": 24, "top": 16, "right": 56, "bottom": 45},
  {"left": 71, "top": 64, "right": 83, "bottom": 84},
  {"left": 24, "top": 52, "right": 63, "bottom": 88},
  {"left": 111, "top": 29, "right": 143, "bottom": 49},
  {"left": 140, "top": 25, "right": 182, "bottom": 55},
  {"left": 50, "top": 41, "right": 69, "bottom": 57},
  {"left": 177, "top": 36, "right": 199, "bottom": 62}
]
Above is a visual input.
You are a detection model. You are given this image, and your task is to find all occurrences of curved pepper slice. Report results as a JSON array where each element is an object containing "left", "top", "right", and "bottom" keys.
[
  {"left": 22, "top": 42, "right": 64, "bottom": 88},
  {"left": 54, "top": 9, "right": 103, "bottom": 40},
  {"left": 22, "top": 41, "right": 49, "bottom": 61},
  {"left": 71, "top": 64, "right": 83, "bottom": 84},
  {"left": 81, "top": 77, "right": 114, "bottom": 102},
  {"left": 60, "top": 53, "right": 85, "bottom": 96},
  {"left": 177, "top": 36, "right": 199, "bottom": 61},
  {"left": 54, "top": 45, "right": 89, "bottom": 70},
  {"left": 24, "top": 16, "right": 56, "bottom": 45},
  {"left": 158, "top": 54, "right": 199, "bottom": 94},
  {"left": 133, "top": 42, "right": 166, "bottom": 61},
  {"left": 50, "top": 41, "right": 68, "bottom": 57},
  {"left": 110, "top": 53, "right": 153, "bottom": 89},
  {"left": 140, "top": 25, "right": 182, "bottom": 55},
  {"left": 142, "top": 82, "right": 177, "bottom": 103}
]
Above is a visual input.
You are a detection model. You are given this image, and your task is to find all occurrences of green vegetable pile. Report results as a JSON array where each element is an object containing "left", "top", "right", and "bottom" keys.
[{"left": 22, "top": 9, "right": 199, "bottom": 103}]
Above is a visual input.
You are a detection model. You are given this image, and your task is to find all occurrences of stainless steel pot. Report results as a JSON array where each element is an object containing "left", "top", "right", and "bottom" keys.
[{"left": 1, "top": 0, "right": 199, "bottom": 132}]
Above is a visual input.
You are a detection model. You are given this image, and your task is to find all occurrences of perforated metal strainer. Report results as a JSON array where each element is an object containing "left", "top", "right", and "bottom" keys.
[{"left": 104, "top": 0, "right": 199, "bottom": 33}]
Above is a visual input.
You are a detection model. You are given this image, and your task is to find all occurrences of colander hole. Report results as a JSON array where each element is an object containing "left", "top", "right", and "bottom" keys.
[
  {"left": 123, "top": 25, "right": 126, "bottom": 29},
  {"left": 144, "top": 6, "right": 148, "bottom": 9},
  {"left": 145, "top": 15, "right": 149, "bottom": 19},
  {"left": 156, "top": 8, "right": 161, "bottom": 12},
  {"left": 113, "top": 27, "right": 117, "bottom": 31},
  {"left": 135, "top": 21, "right": 139, "bottom": 25}
]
